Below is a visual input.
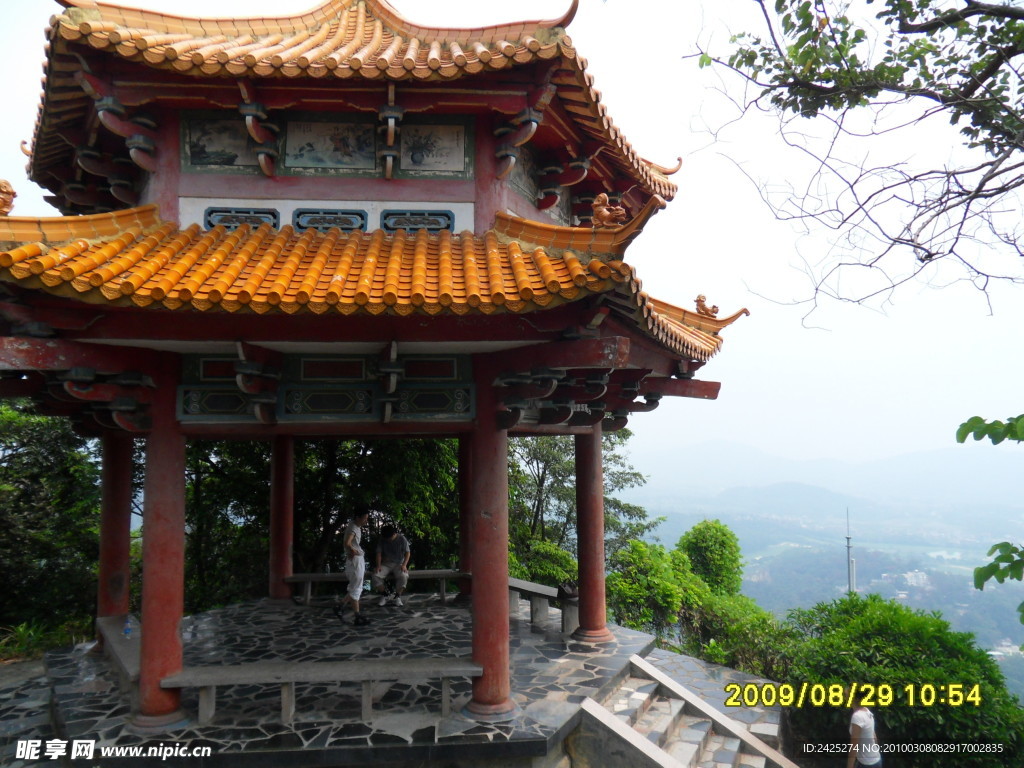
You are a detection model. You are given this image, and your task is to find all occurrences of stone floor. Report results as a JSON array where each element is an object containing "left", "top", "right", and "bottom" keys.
[
  {"left": 0, "top": 593, "right": 785, "bottom": 767},
  {"left": 3, "top": 593, "right": 653, "bottom": 767}
]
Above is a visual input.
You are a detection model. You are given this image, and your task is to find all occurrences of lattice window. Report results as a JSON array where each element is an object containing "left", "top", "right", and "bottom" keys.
[
  {"left": 292, "top": 209, "right": 367, "bottom": 233},
  {"left": 204, "top": 207, "right": 280, "bottom": 230},
  {"left": 380, "top": 210, "right": 455, "bottom": 232}
]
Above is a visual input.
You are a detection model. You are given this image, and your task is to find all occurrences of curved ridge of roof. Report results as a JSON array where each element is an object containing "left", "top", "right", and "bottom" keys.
[
  {"left": 0, "top": 206, "right": 721, "bottom": 361},
  {"left": 54, "top": 0, "right": 576, "bottom": 49}
]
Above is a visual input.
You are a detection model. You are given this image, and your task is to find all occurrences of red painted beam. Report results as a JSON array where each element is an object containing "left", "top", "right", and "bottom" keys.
[
  {"left": 639, "top": 377, "right": 721, "bottom": 400},
  {"left": 481, "top": 336, "right": 630, "bottom": 374},
  {"left": 179, "top": 421, "right": 472, "bottom": 438},
  {"left": 0, "top": 337, "right": 160, "bottom": 373}
]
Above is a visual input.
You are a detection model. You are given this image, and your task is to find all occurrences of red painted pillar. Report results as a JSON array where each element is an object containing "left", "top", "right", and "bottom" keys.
[
  {"left": 457, "top": 435, "right": 473, "bottom": 597},
  {"left": 268, "top": 435, "right": 294, "bottom": 600},
  {"left": 134, "top": 361, "right": 187, "bottom": 727},
  {"left": 465, "top": 373, "right": 516, "bottom": 718},
  {"left": 573, "top": 423, "right": 615, "bottom": 643},
  {"left": 97, "top": 432, "right": 133, "bottom": 619}
]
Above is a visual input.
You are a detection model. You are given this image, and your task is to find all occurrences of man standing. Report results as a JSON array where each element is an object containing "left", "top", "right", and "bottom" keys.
[
  {"left": 373, "top": 525, "right": 411, "bottom": 607},
  {"left": 337, "top": 510, "right": 370, "bottom": 626}
]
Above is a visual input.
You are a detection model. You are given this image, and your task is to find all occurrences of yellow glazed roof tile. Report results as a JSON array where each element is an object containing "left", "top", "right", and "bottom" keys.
[{"left": 0, "top": 206, "right": 738, "bottom": 361}]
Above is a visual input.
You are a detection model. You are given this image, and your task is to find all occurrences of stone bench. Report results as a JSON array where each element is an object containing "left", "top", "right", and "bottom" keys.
[
  {"left": 161, "top": 657, "right": 482, "bottom": 725},
  {"left": 96, "top": 614, "right": 141, "bottom": 710},
  {"left": 284, "top": 568, "right": 468, "bottom": 606},
  {"left": 508, "top": 577, "right": 579, "bottom": 634}
]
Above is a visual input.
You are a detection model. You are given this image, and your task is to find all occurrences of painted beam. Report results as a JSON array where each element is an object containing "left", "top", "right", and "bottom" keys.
[
  {"left": 639, "top": 377, "right": 721, "bottom": 400},
  {"left": 481, "top": 336, "right": 630, "bottom": 374},
  {"left": 0, "top": 337, "right": 158, "bottom": 372}
]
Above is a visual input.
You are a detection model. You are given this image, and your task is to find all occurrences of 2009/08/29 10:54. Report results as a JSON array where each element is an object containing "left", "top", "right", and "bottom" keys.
[{"left": 723, "top": 682, "right": 983, "bottom": 708}]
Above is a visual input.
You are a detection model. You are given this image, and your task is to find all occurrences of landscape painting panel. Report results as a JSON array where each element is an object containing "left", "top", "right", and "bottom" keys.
[
  {"left": 187, "top": 119, "right": 260, "bottom": 167},
  {"left": 285, "top": 122, "right": 377, "bottom": 170}
]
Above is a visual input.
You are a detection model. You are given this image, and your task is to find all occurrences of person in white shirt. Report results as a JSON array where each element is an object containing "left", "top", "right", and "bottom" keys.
[
  {"left": 848, "top": 690, "right": 882, "bottom": 767},
  {"left": 336, "top": 510, "right": 371, "bottom": 626}
]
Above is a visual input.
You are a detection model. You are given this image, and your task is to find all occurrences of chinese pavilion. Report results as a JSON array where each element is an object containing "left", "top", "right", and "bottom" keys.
[{"left": 0, "top": 0, "right": 747, "bottom": 732}]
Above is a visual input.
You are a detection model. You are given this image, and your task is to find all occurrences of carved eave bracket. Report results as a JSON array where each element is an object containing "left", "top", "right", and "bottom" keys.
[
  {"left": 494, "top": 80, "right": 557, "bottom": 181},
  {"left": 76, "top": 68, "right": 160, "bottom": 175},
  {"left": 238, "top": 81, "right": 280, "bottom": 178},
  {"left": 234, "top": 341, "right": 282, "bottom": 424},
  {"left": 378, "top": 85, "right": 404, "bottom": 181}
]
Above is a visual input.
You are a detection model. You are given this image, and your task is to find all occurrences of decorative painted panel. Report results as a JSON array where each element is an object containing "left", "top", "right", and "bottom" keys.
[
  {"left": 282, "top": 118, "right": 378, "bottom": 174},
  {"left": 183, "top": 115, "right": 263, "bottom": 173},
  {"left": 395, "top": 117, "right": 474, "bottom": 180}
]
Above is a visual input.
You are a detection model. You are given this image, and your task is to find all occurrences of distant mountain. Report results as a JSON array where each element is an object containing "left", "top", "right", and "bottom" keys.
[{"left": 625, "top": 439, "right": 1024, "bottom": 510}]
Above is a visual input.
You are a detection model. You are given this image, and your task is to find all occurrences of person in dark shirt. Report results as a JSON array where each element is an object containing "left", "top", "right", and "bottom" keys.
[{"left": 373, "top": 525, "right": 411, "bottom": 607}]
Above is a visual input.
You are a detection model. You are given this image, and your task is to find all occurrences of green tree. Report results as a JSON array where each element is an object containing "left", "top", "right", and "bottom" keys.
[
  {"left": 0, "top": 402, "right": 100, "bottom": 630},
  {"left": 606, "top": 539, "right": 709, "bottom": 643},
  {"left": 508, "top": 429, "right": 656, "bottom": 566},
  {"left": 784, "top": 593, "right": 1024, "bottom": 766},
  {"left": 957, "top": 414, "right": 1024, "bottom": 627},
  {"left": 512, "top": 538, "right": 578, "bottom": 587},
  {"left": 717, "top": 0, "right": 1024, "bottom": 301},
  {"left": 677, "top": 518, "right": 743, "bottom": 596}
]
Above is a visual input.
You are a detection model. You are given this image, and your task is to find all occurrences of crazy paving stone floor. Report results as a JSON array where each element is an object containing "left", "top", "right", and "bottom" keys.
[
  {"left": 1, "top": 595, "right": 786, "bottom": 767},
  {"left": 3, "top": 592, "right": 655, "bottom": 766}
]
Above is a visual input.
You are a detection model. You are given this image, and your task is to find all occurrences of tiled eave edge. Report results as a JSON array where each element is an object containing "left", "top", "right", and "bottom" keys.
[
  {"left": 493, "top": 195, "right": 667, "bottom": 257},
  {"left": 0, "top": 206, "right": 727, "bottom": 361}
]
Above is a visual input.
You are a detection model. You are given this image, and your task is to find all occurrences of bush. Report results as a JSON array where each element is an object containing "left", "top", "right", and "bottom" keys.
[
  {"left": 678, "top": 592, "right": 795, "bottom": 680},
  {"left": 784, "top": 594, "right": 1024, "bottom": 767}
]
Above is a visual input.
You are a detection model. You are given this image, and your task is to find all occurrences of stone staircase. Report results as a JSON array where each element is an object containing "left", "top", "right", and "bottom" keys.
[{"left": 566, "top": 655, "right": 800, "bottom": 768}]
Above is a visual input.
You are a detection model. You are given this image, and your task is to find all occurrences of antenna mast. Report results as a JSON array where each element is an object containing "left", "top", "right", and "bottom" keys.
[{"left": 846, "top": 508, "right": 855, "bottom": 594}]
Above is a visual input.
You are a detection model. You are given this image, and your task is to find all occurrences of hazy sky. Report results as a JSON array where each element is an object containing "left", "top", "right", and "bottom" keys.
[{"left": 3, "top": 0, "right": 1023, "bottom": 477}]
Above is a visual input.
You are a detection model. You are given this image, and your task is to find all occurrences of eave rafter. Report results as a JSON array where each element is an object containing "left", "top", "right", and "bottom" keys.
[{"left": 487, "top": 335, "right": 719, "bottom": 430}]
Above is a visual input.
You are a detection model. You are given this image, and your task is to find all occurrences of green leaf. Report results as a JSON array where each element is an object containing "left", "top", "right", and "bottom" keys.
[{"left": 698, "top": 53, "right": 713, "bottom": 69}]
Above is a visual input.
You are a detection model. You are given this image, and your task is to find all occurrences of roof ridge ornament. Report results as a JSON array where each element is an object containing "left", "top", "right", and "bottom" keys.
[
  {"left": 590, "top": 193, "right": 627, "bottom": 229},
  {"left": 0, "top": 181, "right": 16, "bottom": 217}
]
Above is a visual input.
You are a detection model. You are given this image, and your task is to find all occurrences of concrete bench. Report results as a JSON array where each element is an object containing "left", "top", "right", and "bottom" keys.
[
  {"left": 508, "top": 577, "right": 579, "bottom": 634},
  {"left": 96, "top": 614, "right": 141, "bottom": 710},
  {"left": 161, "top": 657, "right": 482, "bottom": 725},
  {"left": 284, "top": 568, "right": 468, "bottom": 606}
]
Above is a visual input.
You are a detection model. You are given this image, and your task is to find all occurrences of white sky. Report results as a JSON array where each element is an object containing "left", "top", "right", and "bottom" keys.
[{"left": 3, "top": 0, "right": 1023, "bottom": 469}]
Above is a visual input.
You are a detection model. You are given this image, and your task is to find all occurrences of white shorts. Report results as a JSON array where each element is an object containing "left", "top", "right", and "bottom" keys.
[{"left": 345, "top": 555, "right": 365, "bottom": 601}]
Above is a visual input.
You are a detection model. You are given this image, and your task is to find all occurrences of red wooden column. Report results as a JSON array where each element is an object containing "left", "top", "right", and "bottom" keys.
[
  {"left": 97, "top": 431, "right": 133, "bottom": 619},
  {"left": 268, "top": 435, "right": 294, "bottom": 600},
  {"left": 134, "top": 361, "right": 187, "bottom": 728},
  {"left": 457, "top": 435, "right": 473, "bottom": 597},
  {"left": 465, "top": 372, "right": 517, "bottom": 718},
  {"left": 573, "top": 423, "right": 615, "bottom": 643}
]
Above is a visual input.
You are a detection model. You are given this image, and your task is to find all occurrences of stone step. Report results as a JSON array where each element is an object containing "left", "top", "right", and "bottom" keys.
[
  {"left": 633, "top": 695, "right": 685, "bottom": 748},
  {"left": 737, "top": 753, "right": 767, "bottom": 768},
  {"left": 748, "top": 721, "right": 780, "bottom": 749},
  {"left": 665, "top": 714, "right": 713, "bottom": 766},
  {"left": 607, "top": 675, "right": 660, "bottom": 726},
  {"left": 698, "top": 733, "right": 742, "bottom": 768}
]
